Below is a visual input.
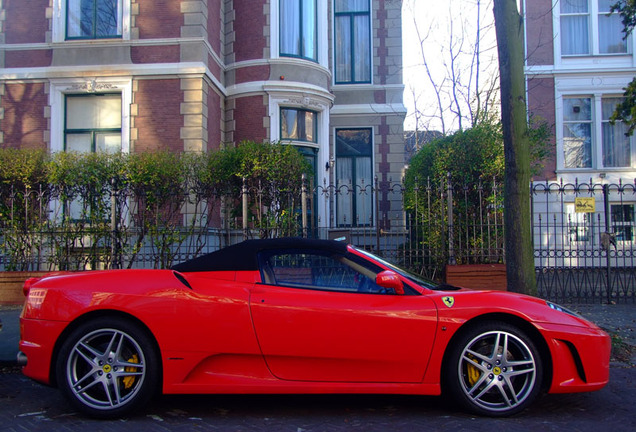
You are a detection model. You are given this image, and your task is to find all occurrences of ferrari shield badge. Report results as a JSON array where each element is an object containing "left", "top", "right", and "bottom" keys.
[{"left": 442, "top": 296, "right": 455, "bottom": 308}]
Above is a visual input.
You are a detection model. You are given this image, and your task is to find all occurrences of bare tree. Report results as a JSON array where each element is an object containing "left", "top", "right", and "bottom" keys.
[{"left": 403, "top": 0, "right": 500, "bottom": 141}]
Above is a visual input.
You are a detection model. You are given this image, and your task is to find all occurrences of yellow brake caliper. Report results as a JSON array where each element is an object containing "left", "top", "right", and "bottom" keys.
[
  {"left": 466, "top": 353, "right": 481, "bottom": 386},
  {"left": 122, "top": 354, "right": 139, "bottom": 389}
]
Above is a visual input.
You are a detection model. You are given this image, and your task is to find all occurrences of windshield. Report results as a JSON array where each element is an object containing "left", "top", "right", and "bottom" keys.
[{"left": 351, "top": 246, "right": 441, "bottom": 290}]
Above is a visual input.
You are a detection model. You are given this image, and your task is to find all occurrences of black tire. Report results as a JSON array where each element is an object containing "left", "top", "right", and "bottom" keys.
[
  {"left": 445, "top": 321, "right": 543, "bottom": 417},
  {"left": 55, "top": 317, "right": 160, "bottom": 418}
]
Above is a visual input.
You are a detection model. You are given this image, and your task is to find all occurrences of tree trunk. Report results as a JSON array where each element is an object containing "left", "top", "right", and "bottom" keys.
[{"left": 493, "top": 0, "right": 537, "bottom": 296}]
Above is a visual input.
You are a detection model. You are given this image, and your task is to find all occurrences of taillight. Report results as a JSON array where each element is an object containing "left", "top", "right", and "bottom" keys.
[{"left": 23, "top": 277, "right": 41, "bottom": 297}]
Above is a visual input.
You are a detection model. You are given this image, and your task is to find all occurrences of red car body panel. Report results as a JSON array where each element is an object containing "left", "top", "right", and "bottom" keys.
[{"left": 19, "top": 241, "right": 610, "bottom": 401}]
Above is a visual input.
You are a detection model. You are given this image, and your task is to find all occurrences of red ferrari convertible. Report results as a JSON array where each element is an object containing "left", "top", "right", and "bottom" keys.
[{"left": 18, "top": 238, "right": 610, "bottom": 418}]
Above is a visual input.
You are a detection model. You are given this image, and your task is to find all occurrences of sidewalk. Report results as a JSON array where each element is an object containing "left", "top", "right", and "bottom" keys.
[{"left": 1, "top": 302, "right": 634, "bottom": 365}]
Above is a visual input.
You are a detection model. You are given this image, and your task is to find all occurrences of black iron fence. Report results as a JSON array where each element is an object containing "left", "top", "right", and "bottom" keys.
[{"left": 1, "top": 176, "right": 635, "bottom": 303}]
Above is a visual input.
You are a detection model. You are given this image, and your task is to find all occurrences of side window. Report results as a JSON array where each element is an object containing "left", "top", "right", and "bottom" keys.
[{"left": 260, "top": 251, "right": 394, "bottom": 294}]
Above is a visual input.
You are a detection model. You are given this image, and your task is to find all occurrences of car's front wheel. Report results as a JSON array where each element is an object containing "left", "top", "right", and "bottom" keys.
[
  {"left": 445, "top": 321, "right": 543, "bottom": 416},
  {"left": 55, "top": 317, "right": 160, "bottom": 418}
]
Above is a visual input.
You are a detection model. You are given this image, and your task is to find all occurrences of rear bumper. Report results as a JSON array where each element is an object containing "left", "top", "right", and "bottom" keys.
[{"left": 19, "top": 317, "right": 68, "bottom": 385}]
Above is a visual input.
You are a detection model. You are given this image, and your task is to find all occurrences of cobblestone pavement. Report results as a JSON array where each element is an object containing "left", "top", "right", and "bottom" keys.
[{"left": 0, "top": 361, "right": 634, "bottom": 432}]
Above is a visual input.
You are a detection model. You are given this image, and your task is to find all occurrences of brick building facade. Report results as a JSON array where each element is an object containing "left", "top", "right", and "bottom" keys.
[{"left": 0, "top": 0, "right": 406, "bottom": 230}]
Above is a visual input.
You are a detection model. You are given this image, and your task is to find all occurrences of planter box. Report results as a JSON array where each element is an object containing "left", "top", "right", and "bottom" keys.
[
  {"left": 445, "top": 264, "right": 507, "bottom": 291},
  {"left": 0, "top": 272, "right": 48, "bottom": 305}
]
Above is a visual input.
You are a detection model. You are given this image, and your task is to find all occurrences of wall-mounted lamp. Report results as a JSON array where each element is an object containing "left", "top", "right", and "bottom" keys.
[{"left": 325, "top": 156, "right": 335, "bottom": 171}]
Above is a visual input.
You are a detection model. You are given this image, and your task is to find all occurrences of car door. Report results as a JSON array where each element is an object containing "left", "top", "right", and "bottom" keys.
[{"left": 249, "top": 249, "right": 438, "bottom": 383}]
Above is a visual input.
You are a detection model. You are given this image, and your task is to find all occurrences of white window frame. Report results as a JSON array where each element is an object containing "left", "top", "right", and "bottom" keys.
[
  {"left": 52, "top": 0, "right": 131, "bottom": 43},
  {"left": 334, "top": 127, "right": 375, "bottom": 227},
  {"left": 50, "top": 78, "right": 132, "bottom": 154},
  {"left": 333, "top": 0, "right": 373, "bottom": 85},
  {"left": 555, "top": 76, "right": 636, "bottom": 173},
  {"left": 554, "top": 0, "right": 632, "bottom": 60},
  {"left": 557, "top": 93, "right": 635, "bottom": 171}
]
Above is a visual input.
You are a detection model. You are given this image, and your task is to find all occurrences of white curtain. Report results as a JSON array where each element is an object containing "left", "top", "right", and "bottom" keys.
[
  {"left": 599, "top": 13, "right": 627, "bottom": 53},
  {"left": 560, "top": 0, "right": 589, "bottom": 55},
  {"left": 301, "top": 0, "right": 316, "bottom": 60},
  {"left": 355, "top": 157, "right": 372, "bottom": 225},
  {"left": 335, "top": 16, "right": 351, "bottom": 81},
  {"left": 280, "top": 0, "right": 300, "bottom": 56},
  {"left": 602, "top": 98, "right": 631, "bottom": 167},
  {"left": 354, "top": 15, "right": 370, "bottom": 82},
  {"left": 336, "top": 158, "right": 353, "bottom": 226}
]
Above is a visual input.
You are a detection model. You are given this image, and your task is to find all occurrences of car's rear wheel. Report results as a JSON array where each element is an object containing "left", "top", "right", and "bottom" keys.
[
  {"left": 55, "top": 317, "right": 160, "bottom": 418},
  {"left": 445, "top": 321, "right": 543, "bottom": 417}
]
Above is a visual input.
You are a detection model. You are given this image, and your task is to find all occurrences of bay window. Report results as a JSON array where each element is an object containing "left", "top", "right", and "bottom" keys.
[
  {"left": 281, "top": 108, "right": 317, "bottom": 143},
  {"left": 280, "top": 0, "right": 317, "bottom": 61}
]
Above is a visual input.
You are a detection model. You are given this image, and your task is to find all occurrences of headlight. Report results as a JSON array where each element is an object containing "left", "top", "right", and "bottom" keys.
[{"left": 546, "top": 301, "right": 581, "bottom": 318}]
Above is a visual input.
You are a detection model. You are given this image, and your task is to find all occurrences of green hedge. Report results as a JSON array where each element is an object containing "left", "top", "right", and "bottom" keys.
[{"left": 0, "top": 142, "right": 312, "bottom": 270}]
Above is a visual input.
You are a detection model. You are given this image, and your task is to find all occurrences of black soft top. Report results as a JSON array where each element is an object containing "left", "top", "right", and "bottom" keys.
[{"left": 171, "top": 238, "right": 349, "bottom": 273}]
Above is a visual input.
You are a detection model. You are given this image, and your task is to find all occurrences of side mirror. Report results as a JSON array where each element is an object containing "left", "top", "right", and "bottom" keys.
[{"left": 375, "top": 270, "right": 405, "bottom": 295}]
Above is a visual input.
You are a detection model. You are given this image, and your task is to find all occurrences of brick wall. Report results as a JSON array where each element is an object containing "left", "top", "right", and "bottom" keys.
[
  {"left": 233, "top": 0, "right": 266, "bottom": 62},
  {"left": 208, "top": 0, "right": 222, "bottom": 54},
  {"left": 525, "top": 0, "right": 555, "bottom": 66},
  {"left": 136, "top": 0, "right": 182, "bottom": 39},
  {"left": 4, "top": 0, "right": 48, "bottom": 44},
  {"left": 527, "top": 77, "right": 557, "bottom": 181},
  {"left": 133, "top": 79, "right": 183, "bottom": 153},
  {"left": 0, "top": 83, "right": 48, "bottom": 150},
  {"left": 232, "top": 96, "right": 266, "bottom": 143}
]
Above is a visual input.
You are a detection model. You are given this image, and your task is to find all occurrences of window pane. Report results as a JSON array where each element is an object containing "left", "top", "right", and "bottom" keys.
[
  {"left": 281, "top": 109, "right": 298, "bottom": 139},
  {"left": 335, "top": 0, "right": 369, "bottom": 13},
  {"left": 96, "top": 0, "right": 120, "bottom": 37},
  {"left": 354, "top": 15, "right": 371, "bottom": 82},
  {"left": 280, "top": 0, "right": 300, "bottom": 56},
  {"left": 561, "top": 15, "right": 590, "bottom": 55},
  {"left": 67, "top": 0, "right": 94, "bottom": 38},
  {"left": 336, "top": 157, "right": 353, "bottom": 226},
  {"left": 611, "top": 204, "right": 635, "bottom": 241},
  {"left": 355, "top": 156, "right": 372, "bottom": 224},
  {"left": 598, "top": 0, "right": 616, "bottom": 13},
  {"left": 302, "top": 0, "right": 316, "bottom": 60},
  {"left": 563, "top": 98, "right": 591, "bottom": 121},
  {"left": 280, "top": 109, "right": 316, "bottom": 142},
  {"left": 599, "top": 13, "right": 627, "bottom": 53},
  {"left": 66, "top": 133, "right": 92, "bottom": 152},
  {"left": 67, "top": 95, "right": 122, "bottom": 129},
  {"left": 303, "top": 111, "right": 315, "bottom": 142},
  {"left": 602, "top": 98, "right": 631, "bottom": 167},
  {"left": 335, "top": 16, "right": 352, "bottom": 82},
  {"left": 564, "top": 123, "right": 592, "bottom": 168},
  {"left": 561, "top": 0, "right": 588, "bottom": 14},
  {"left": 563, "top": 98, "right": 592, "bottom": 168},
  {"left": 96, "top": 133, "right": 122, "bottom": 153},
  {"left": 336, "top": 129, "right": 372, "bottom": 156}
]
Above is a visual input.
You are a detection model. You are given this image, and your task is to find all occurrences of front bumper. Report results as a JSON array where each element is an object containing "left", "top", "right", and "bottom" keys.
[{"left": 537, "top": 321, "right": 611, "bottom": 393}]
